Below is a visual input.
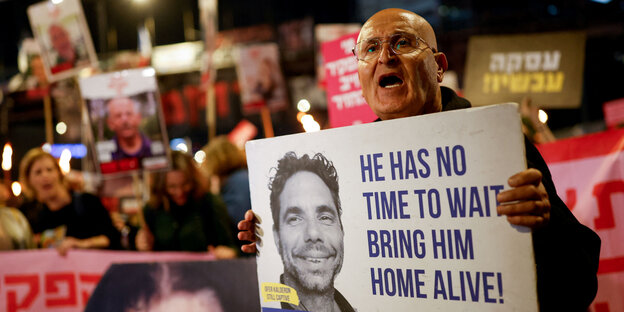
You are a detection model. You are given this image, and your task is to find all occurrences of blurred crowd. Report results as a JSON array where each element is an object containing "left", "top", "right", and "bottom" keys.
[{"left": 0, "top": 136, "right": 251, "bottom": 260}]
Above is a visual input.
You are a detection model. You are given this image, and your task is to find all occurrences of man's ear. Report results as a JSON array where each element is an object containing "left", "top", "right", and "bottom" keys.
[{"left": 435, "top": 52, "right": 448, "bottom": 83}]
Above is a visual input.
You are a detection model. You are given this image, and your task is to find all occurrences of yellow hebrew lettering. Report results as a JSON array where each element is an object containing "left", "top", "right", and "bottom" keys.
[
  {"left": 497, "top": 74, "right": 510, "bottom": 92},
  {"left": 261, "top": 282, "right": 300, "bottom": 306},
  {"left": 530, "top": 72, "right": 545, "bottom": 93},
  {"left": 510, "top": 73, "right": 530, "bottom": 93},
  {"left": 483, "top": 73, "right": 491, "bottom": 93},
  {"left": 490, "top": 74, "right": 505, "bottom": 93},
  {"left": 545, "top": 72, "right": 564, "bottom": 92}
]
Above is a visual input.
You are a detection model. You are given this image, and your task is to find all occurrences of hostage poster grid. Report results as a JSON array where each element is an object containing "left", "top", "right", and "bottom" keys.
[{"left": 246, "top": 103, "right": 538, "bottom": 311}]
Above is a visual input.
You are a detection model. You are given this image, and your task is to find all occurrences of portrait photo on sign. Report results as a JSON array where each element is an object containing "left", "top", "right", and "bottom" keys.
[
  {"left": 85, "top": 259, "right": 261, "bottom": 312},
  {"left": 236, "top": 43, "right": 289, "bottom": 114},
  {"left": 246, "top": 104, "right": 539, "bottom": 311},
  {"left": 27, "top": 0, "right": 97, "bottom": 81},
  {"left": 80, "top": 68, "right": 169, "bottom": 175}
]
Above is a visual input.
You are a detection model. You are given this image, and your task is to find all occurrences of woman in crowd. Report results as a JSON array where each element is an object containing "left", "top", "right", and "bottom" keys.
[
  {"left": 201, "top": 136, "right": 251, "bottom": 224},
  {"left": 136, "top": 150, "right": 237, "bottom": 259},
  {"left": 18, "top": 147, "right": 121, "bottom": 255}
]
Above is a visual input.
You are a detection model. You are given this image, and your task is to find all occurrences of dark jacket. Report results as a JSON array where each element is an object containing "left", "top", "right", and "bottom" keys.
[
  {"left": 279, "top": 275, "right": 355, "bottom": 312},
  {"left": 142, "top": 193, "right": 235, "bottom": 251}
]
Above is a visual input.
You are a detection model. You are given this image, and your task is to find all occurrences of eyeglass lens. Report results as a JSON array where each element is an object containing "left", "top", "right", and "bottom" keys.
[{"left": 355, "top": 34, "right": 427, "bottom": 60}]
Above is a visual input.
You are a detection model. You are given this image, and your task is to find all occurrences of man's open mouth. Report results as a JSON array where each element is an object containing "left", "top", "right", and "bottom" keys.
[{"left": 379, "top": 74, "right": 403, "bottom": 88}]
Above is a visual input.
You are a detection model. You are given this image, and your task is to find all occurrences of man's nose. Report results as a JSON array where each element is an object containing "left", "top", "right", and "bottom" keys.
[
  {"left": 378, "top": 43, "right": 398, "bottom": 64},
  {"left": 303, "top": 220, "right": 322, "bottom": 241}
]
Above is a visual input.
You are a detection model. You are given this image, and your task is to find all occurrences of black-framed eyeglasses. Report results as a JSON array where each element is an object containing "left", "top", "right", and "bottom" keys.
[{"left": 352, "top": 33, "right": 436, "bottom": 61}]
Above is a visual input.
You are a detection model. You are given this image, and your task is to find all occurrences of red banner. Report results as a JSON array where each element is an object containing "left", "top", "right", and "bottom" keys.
[
  {"left": 0, "top": 249, "right": 214, "bottom": 312},
  {"left": 538, "top": 128, "right": 624, "bottom": 312},
  {"left": 322, "top": 32, "right": 377, "bottom": 128}
]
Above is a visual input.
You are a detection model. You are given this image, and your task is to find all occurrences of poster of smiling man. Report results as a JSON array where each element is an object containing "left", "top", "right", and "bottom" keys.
[
  {"left": 246, "top": 104, "right": 538, "bottom": 311},
  {"left": 80, "top": 68, "right": 169, "bottom": 175},
  {"left": 27, "top": 0, "right": 97, "bottom": 82}
]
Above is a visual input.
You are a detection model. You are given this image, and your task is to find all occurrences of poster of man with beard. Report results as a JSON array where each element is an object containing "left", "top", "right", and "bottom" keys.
[
  {"left": 264, "top": 152, "right": 354, "bottom": 312},
  {"left": 246, "top": 104, "right": 539, "bottom": 312}
]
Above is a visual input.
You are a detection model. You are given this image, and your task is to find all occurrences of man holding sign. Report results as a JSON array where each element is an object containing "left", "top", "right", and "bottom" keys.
[
  {"left": 268, "top": 152, "right": 354, "bottom": 311},
  {"left": 240, "top": 8, "right": 600, "bottom": 311}
]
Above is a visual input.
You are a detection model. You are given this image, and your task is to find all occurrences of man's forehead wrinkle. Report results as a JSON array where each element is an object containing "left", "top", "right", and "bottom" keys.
[{"left": 359, "top": 9, "right": 438, "bottom": 50}]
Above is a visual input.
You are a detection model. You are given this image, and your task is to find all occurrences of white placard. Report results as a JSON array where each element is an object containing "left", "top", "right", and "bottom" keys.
[
  {"left": 246, "top": 103, "right": 537, "bottom": 311},
  {"left": 27, "top": 0, "right": 98, "bottom": 82},
  {"left": 79, "top": 68, "right": 169, "bottom": 175}
]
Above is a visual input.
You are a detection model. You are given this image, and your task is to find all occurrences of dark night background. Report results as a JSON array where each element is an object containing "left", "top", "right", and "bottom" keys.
[{"left": 1, "top": 0, "right": 623, "bottom": 133}]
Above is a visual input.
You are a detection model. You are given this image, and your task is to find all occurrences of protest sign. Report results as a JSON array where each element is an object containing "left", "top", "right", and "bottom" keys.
[
  {"left": 236, "top": 43, "right": 289, "bottom": 115},
  {"left": 464, "top": 31, "right": 585, "bottom": 109},
  {"left": 27, "top": 0, "right": 97, "bottom": 82},
  {"left": 246, "top": 103, "right": 537, "bottom": 311},
  {"left": 79, "top": 68, "right": 169, "bottom": 175},
  {"left": 538, "top": 128, "right": 624, "bottom": 312},
  {"left": 321, "top": 32, "right": 377, "bottom": 128},
  {"left": 85, "top": 258, "right": 260, "bottom": 312},
  {"left": 0, "top": 249, "right": 214, "bottom": 312}
]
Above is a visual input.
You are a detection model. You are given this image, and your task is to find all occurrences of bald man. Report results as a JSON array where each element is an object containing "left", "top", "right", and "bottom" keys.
[
  {"left": 106, "top": 97, "right": 152, "bottom": 160},
  {"left": 240, "top": 8, "right": 600, "bottom": 311}
]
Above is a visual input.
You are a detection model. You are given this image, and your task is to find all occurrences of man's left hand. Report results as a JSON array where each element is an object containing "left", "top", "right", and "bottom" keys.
[{"left": 497, "top": 168, "right": 551, "bottom": 229}]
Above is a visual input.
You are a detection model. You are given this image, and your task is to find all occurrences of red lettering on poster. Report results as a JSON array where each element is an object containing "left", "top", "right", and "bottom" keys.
[
  {"left": 592, "top": 180, "right": 624, "bottom": 230},
  {"left": 100, "top": 162, "right": 118, "bottom": 174},
  {"left": 45, "top": 273, "right": 77, "bottom": 307},
  {"left": 5, "top": 274, "right": 39, "bottom": 312},
  {"left": 594, "top": 302, "right": 610, "bottom": 312},
  {"left": 79, "top": 274, "right": 102, "bottom": 306},
  {"left": 565, "top": 188, "right": 577, "bottom": 210},
  {"left": 214, "top": 81, "right": 230, "bottom": 117},
  {"left": 108, "top": 77, "right": 129, "bottom": 97},
  {"left": 161, "top": 90, "right": 187, "bottom": 125},
  {"left": 118, "top": 158, "right": 139, "bottom": 171},
  {"left": 184, "top": 85, "right": 205, "bottom": 127}
]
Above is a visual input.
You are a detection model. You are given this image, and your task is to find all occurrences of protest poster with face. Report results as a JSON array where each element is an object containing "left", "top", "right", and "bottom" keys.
[
  {"left": 79, "top": 68, "right": 169, "bottom": 175},
  {"left": 236, "top": 43, "right": 289, "bottom": 115},
  {"left": 322, "top": 32, "right": 378, "bottom": 128},
  {"left": 246, "top": 104, "right": 538, "bottom": 311},
  {"left": 86, "top": 259, "right": 261, "bottom": 312},
  {"left": 27, "top": 0, "right": 97, "bottom": 82}
]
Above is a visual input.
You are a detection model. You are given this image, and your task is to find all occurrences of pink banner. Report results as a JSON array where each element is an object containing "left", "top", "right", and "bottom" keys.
[
  {"left": 0, "top": 249, "right": 214, "bottom": 312},
  {"left": 538, "top": 128, "right": 624, "bottom": 312},
  {"left": 322, "top": 32, "right": 377, "bottom": 128}
]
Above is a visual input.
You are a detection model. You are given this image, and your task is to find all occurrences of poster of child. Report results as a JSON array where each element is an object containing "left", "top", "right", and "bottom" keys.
[
  {"left": 27, "top": 0, "right": 97, "bottom": 82},
  {"left": 79, "top": 68, "right": 170, "bottom": 175}
]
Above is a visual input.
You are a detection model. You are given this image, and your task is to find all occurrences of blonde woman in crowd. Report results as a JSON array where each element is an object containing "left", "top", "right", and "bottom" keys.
[{"left": 18, "top": 147, "right": 121, "bottom": 255}]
